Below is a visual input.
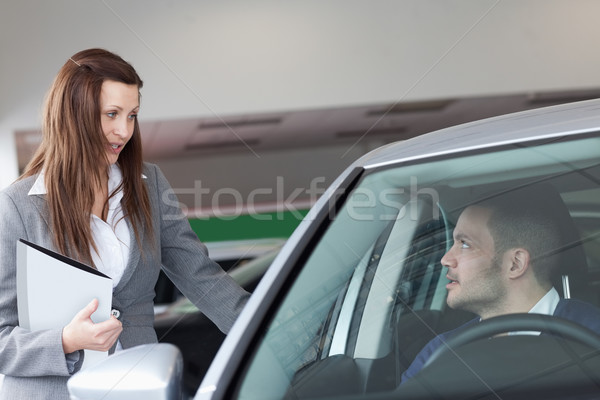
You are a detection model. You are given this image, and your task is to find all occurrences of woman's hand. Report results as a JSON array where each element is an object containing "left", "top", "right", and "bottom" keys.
[{"left": 62, "top": 298, "right": 122, "bottom": 354}]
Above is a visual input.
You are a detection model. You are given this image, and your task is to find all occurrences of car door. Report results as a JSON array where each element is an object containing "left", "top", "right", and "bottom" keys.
[{"left": 203, "top": 133, "right": 600, "bottom": 400}]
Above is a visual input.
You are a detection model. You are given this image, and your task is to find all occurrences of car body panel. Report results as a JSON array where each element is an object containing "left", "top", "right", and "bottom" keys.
[
  {"left": 360, "top": 98, "right": 600, "bottom": 169},
  {"left": 67, "top": 344, "right": 183, "bottom": 400}
]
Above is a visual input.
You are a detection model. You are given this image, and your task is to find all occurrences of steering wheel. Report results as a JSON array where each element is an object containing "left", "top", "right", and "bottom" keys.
[{"left": 424, "top": 313, "right": 600, "bottom": 368}]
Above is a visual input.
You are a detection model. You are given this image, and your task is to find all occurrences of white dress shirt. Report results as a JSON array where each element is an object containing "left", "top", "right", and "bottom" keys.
[
  {"left": 510, "top": 287, "right": 560, "bottom": 336},
  {"left": 529, "top": 287, "right": 560, "bottom": 316}
]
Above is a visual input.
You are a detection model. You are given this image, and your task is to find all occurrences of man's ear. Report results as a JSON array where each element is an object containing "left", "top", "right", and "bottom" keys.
[{"left": 507, "top": 248, "right": 530, "bottom": 279}]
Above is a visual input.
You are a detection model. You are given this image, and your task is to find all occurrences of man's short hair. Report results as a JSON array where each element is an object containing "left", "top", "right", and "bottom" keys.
[{"left": 473, "top": 184, "right": 566, "bottom": 284}]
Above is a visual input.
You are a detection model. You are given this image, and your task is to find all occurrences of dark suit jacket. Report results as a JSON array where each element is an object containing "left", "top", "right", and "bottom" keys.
[
  {"left": 401, "top": 298, "right": 600, "bottom": 383},
  {"left": 0, "top": 163, "right": 250, "bottom": 400}
]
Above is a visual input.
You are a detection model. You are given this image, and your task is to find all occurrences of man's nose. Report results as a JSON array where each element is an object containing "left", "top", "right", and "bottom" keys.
[{"left": 440, "top": 246, "right": 456, "bottom": 268}]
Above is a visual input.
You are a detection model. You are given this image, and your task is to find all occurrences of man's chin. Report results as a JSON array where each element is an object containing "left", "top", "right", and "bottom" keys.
[{"left": 446, "top": 295, "right": 462, "bottom": 310}]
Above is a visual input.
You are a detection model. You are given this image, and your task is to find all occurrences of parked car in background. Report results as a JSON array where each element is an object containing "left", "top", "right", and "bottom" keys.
[
  {"left": 152, "top": 239, "right": 284, "bottom": 395},
  {"left": 154, "top": 243, "right": 282, "bottom": 395},
  {"left": 69, "top": 99, "right": 600, "bottom": 400},
  {"left": 153, "top": 238, "right": 286, "bottom": 308}
]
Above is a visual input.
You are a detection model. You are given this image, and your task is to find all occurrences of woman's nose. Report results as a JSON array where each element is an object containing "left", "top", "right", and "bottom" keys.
[{"left": 114, "top": 120, "right": 129, "bottom": 137}]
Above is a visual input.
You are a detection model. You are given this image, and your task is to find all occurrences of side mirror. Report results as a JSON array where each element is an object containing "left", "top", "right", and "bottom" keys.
[{"left": 67, "top": 343, "right": 183, "bottom": 400}]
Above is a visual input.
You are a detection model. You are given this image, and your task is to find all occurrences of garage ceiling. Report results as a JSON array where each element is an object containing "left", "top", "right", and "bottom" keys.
[{"left": 15, "top": 87, "right": 600, "bottom": 172}]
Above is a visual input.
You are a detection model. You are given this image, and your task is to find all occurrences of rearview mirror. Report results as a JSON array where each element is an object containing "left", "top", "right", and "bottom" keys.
[{"left": 67, "top": 343, "right": 183, "bottom": 400}]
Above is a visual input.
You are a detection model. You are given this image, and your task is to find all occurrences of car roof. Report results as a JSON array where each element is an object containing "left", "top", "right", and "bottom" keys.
[{"left": 354, "top": 98, "right": 600, "bottom": 170}]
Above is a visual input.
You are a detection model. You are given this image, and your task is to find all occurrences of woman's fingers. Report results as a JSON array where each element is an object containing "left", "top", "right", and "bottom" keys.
[
  {"left": 87, "top": 316, "right": 123, "bottom": 351},
  {"left": 74, "top": 298, "right": 99, "bottom": 321},
  {"left": 62, "top": 301, "right": 122, "bottom": 353}
]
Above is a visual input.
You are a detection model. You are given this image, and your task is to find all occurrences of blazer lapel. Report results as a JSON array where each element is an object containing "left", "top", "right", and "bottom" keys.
[
  {"left": 113, "top": 218, "right": 144, "bottom": 294},
  {"left": 30, "top": 195, "right": 52, "bottom": 233}
]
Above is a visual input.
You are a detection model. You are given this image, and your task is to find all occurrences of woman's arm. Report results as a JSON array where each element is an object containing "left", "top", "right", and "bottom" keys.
[
  {"left": 0, "top": 190, "right": 77, "bottom": 377},
  {"left": 148, "top": 164, "right": 250, "bottom": 334}
]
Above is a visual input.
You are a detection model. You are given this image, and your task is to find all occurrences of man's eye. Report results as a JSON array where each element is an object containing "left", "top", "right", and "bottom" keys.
[{"left": 460, "top": 241, "right": 470, "bottom": 249}]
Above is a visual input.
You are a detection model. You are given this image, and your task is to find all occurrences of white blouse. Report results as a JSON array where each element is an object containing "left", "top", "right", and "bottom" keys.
[
  {"left": 89, "top": 164, "right": 130, "bottom": 288},
  {"left": 28, "top": 164, "right": 131, "bottom": 287}
]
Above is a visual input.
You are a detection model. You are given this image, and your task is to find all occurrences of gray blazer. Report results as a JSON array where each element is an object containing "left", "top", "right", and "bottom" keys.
[{"left": 0, "top": 163, "right": 250, "bottom": 400}]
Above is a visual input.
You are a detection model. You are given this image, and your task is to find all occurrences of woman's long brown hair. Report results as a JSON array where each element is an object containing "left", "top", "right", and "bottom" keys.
[{"left": 21, "top": 48, "right": 153, "bottom": 266}]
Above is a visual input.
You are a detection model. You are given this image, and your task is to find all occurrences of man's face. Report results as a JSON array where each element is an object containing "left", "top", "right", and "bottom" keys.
[{"left": 441, "top": 206, "right": 508, "bottom": 318}]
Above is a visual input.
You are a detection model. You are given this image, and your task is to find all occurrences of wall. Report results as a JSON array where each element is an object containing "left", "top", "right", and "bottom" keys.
[
  {"left": 3, "top": 2, "right": 600, "bottom": 173},
  {"left": 2, "top": 0, "right": 600, "bottom": 197}
]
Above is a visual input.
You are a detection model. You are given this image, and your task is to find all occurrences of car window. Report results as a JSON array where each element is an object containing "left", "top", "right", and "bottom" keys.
[{"left": 233, "top": 135, "right": 600, "bottom": 399}]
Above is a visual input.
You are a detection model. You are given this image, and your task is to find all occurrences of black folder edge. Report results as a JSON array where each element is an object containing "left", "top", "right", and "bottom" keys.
[{"left": 18, "top": 238, "right": 110, "bottom": 279}]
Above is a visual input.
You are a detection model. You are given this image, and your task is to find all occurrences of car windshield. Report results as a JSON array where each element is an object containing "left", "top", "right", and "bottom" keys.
[{"left": 233, "top": 134, "right": 600, "bottom": 399}]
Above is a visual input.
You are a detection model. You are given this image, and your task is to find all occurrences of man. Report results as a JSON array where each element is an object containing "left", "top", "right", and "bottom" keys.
[{"left": 401, "top": 184, "right": 600, "bottom": 382}]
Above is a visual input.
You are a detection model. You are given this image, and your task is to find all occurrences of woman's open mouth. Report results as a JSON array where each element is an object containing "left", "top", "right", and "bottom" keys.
[{"left": 108, "top": 143, "right": 123, "bottom": 153}]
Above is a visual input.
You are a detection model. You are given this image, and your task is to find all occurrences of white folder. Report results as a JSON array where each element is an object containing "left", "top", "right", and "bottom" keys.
[{"left": 16, "top": 238, "right": 113, "bottom": 369}]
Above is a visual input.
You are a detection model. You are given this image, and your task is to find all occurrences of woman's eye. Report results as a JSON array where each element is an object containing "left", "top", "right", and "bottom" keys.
[
  {"left": 107, "top": 112, "right": 117, "bottom": 118},
  {"left": 128, "top": 114, "right": 138, "bottom": 120}
]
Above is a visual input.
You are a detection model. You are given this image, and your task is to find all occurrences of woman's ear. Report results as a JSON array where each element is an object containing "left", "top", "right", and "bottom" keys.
[{"left": 508, "top": 248, "right": 530, "bottom": 279}]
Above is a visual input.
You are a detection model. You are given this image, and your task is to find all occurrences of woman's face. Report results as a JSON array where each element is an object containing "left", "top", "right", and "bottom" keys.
[{"left": 100, "top": 80, "right": 139, "bottom": 165}]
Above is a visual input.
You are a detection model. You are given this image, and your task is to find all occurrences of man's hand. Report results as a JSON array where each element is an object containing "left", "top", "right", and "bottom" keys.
[{"left": 62, "top": 298, "right": 122, "bottom": 354}]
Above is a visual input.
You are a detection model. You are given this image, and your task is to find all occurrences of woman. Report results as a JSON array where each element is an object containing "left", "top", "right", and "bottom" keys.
[{"left": 0, "top": 48, "right": 250, "bottom": 399}]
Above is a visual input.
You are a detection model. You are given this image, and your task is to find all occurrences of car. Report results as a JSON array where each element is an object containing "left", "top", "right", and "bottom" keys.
[
  {"left": 153, "top": 238, "right": 286, "bottom": 308},
  {"left": 68, "top": 98, "right": 600, "bottom": 400}
]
